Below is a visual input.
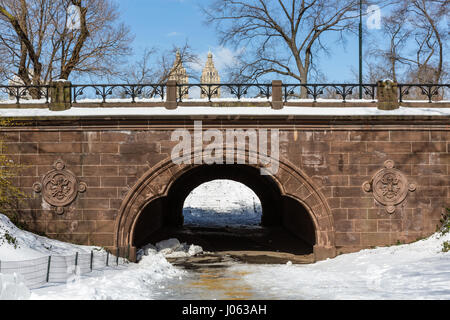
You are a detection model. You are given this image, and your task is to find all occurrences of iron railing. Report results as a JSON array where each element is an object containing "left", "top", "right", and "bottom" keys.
[
  {"left": 282, "top": 84, "right": 378, "bottom": 103},
  {"left": 176, "top": 83, "right": 273, "bottom": 102},
  {"left": 71, "top": 84, "right": 166, "bottom": 103},
  {"left": 0, "top": 82, "right": 448, "bottom": 104},
  {"left": 0, "top": 84, "right": 51, "bottom": 104}
]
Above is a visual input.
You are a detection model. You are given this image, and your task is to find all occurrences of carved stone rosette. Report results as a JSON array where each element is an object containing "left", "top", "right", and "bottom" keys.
[
  {"left": 33, "top": 159, "right": 87, "bottom": 215},
  {"left": 362, "top": 160, "right": 416, "bottom": 214}
]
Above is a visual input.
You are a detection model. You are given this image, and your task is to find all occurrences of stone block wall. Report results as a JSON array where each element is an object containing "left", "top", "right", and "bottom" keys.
[{"left": 2, "top": 117, "right": 449, "bottom": 256}]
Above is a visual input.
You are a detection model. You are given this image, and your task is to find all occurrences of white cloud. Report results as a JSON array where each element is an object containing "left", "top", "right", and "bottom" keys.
[
  {"left": 167, "top": 32, "right": 182, "bottom": 37},
  {"left": 190, "top": 46, "right": 245, "bottom": 73}
]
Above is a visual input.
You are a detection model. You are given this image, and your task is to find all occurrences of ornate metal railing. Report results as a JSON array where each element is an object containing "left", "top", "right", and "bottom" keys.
[
  {"left": 0, "top": 82, "right": 448, "bottom": 104},
  {"left": 71, "top": 84, "right": 165, "bottom": 103},
  {"left": 282, "top": 84, "right": 378, "bottom": 103},
  {"left": 176, "top": 83, "right": 273, "bottom": 102},
  {"left": 397, "top": 84, "right": 449, "bottom": 103},
  {"left": 0, "top": 84, "right": 51, "bottom": 104}
]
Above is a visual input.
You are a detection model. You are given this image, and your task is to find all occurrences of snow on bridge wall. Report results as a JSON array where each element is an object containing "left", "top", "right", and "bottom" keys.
[{"left": 1, "top": 112, "right": 449, "bottom": 262}]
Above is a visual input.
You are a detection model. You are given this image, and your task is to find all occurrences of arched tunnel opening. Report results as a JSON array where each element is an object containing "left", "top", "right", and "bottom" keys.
[{"left": 132, "top": 165, "right": 316, "bottom": 259}]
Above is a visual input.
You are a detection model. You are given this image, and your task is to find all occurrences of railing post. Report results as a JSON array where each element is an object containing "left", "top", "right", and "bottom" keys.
[
  {"left": 49, "top": 80, "right": 72, "bottom": 111},
  {"left": 90, "top": 251, "right": 93, "bottom": 271},
  {"left": 377, "top": 80, "right": 399, "bottom": 110},
  {"left": 165, "top": 80, "right": 178, "bottom": 110},
  {"left": 271, "top": 80, "right": 283, "bottom": 110},
  {"left": 46, "top": 256, "right": 52, "bottom": 283}
]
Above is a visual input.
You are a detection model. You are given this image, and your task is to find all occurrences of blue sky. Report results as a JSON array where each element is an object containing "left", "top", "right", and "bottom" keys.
[{"left": 116, "top": 0, "right": 385, "bottom": 83}]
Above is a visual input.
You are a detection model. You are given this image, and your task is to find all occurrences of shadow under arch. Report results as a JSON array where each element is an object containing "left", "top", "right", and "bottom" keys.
[{"left": 114, "top": 149, "right": 336, "bottom": 262}]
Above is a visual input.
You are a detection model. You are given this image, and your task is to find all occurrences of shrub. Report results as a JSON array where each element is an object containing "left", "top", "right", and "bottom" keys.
[
  {"left": 443, "top": 241, "right": 450, "bottom": 253},
  {"left": 0, "top": 230, "right": 19, "bottom": 249},
  {"left": 440, "top": 208, "right": 450, "bottom": 253},
  {"left": 440, "top": 208, "right": 450, "bottom": 235}
]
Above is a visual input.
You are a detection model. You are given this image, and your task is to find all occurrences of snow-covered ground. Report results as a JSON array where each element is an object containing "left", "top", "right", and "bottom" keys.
[
  {"left": 230, "top": 231, "right": 450, "bottom": 300},
  {"left": 183, "top": 180, "right": 262, "bottom": 227},
  {"left": 26, "top": 230, "right": 450, "bottom": 300},
  {"left": 1, "top": 178, "right": 449, "bottom": 300}
]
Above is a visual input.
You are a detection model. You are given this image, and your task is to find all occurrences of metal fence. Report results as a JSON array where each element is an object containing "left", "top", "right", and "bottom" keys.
[
  {"left": 0, "top": 251, "right": 128, "bottom": 289},
  {"left": 0, "top": 82, "right": 448, "bottom": 104}
]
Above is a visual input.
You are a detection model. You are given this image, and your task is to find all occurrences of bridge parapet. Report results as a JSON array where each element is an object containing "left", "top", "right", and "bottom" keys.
[{"left": 1, "top": 81, "right": 448, "bottom": 111}]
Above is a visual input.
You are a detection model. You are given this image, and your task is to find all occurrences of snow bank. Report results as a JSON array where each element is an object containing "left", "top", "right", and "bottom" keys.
[
  {"left": 31, "top": 253, "right": 185, "bottom": 300},
  {"left": 0, "top": 273, "right": 31, "bottom": 300},
  {"left": 231, "top": 232, "right": 450, "bottom": 300},
  {"left": 0, "top": 214, "right": 99, "bottom": 261}
]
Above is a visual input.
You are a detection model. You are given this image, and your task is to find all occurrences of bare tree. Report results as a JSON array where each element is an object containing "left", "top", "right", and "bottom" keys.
[
  {"left": 371, "top": 0, "right": 448, "bottom": 83},
  {"left": 122, "top": 43, "right": 199, "bottom": 98},
  {"left": 203, "top": 0, "right": 365, "bottom": 97},
  {"left": 124, "top": 43, "right": 199, "bottom": 84},
  {"left": 407, "top": 0, "right": 448, "bottom": 83},
  {"left": 0, "top": 0, "right": 132, "bottom": 92}
]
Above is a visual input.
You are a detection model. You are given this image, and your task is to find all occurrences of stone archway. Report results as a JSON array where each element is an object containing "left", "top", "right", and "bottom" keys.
[{"left": 114, "top": 149, "right": 336, "bottom": 262}]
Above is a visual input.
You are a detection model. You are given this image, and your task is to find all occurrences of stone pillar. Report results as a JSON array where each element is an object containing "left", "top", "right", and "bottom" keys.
[
  {"left": 165, "top": 80, "right": 178, "bottom": 110},
  {"left": 377, "top": 80, "right": 399, "bottom": 110},
  {"left": 128, "top": 246, "right": 137, "bottom": 263},
  {"left": 271, "top": 80, "right": 284, "bottom": 110},
  {"left": 50, "top": 80, "right": 72, "bottom": 111}
]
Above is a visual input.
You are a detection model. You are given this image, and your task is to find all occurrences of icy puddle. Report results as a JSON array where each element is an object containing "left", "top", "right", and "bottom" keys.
[
  {"left": 165, "top": 267, "right": 258, "bottom": 300},
  {"left": 159, "top": 251, "right": 314, "bottom": 300},
  {"left": 160, "top": 258, "right": 272, "bottom": 300}
]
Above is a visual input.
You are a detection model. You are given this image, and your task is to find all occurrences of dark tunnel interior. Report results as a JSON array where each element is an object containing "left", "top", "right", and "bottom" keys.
[{"left": 132, "top": 165, "right": 316, "bottom": 256}]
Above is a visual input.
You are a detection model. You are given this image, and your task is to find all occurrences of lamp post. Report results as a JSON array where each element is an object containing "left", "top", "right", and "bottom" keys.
[{"left": 359, "top": 0, "right": 363, "bottom": 99}]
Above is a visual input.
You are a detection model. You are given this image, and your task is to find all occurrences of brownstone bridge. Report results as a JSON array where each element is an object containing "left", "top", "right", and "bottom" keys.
[{"left": 1, "top": 81, "right": 449, "bottom": 262}]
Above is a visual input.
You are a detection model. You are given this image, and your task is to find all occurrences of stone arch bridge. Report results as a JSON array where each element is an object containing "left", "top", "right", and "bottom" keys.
[{"left": 1, "top": 89, "right": 449, "bottom": 262}]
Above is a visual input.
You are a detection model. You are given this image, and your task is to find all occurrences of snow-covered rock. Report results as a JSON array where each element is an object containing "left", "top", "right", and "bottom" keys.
[
  {"left": 137, "top": 239, "right": 203, "bottom": 261},
  {"left": 188, "top": 245, "right": 203, "bottom": 256}
]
